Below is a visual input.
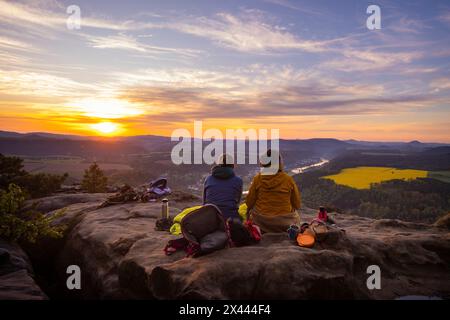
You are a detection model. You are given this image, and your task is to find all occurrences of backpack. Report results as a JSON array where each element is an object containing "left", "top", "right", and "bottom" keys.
[
  {"left": 296, "top": 223, "right": 316, "bottom": 248},
  {"left": 310, "top": 222, "right": 329, "bottom": 242},
  {"left": 245, "top": 220, "right": 262, "bottom": 242},
  {"left": 169, "top": 205, "right": 202, "bottom": 235},
  {"left": 148, "top": 178, "right": 171, "bottom": 196},
  {"left": 295, "top": 221, "right": 330, "bottom": 248},
  {"left": 164, "top": 204, "right": 231, "bottom": 257},
  {"left": 227, "top": 218, "right": 253, "bottom": 246}
]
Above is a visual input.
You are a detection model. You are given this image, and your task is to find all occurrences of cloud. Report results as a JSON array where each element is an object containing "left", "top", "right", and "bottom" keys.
[
  {"left": 439, "top": 11, "right": 450, "bottom": 26},
  {"left": 83, "top": 33, "right": 201, "bottom": 58},
  {"left": 0, "top": 0, "right": 131, "bottom": 32},
  {"left": 0, "top": 1, "right": 202, "bottom": 61},
  {"left": 85, "top": 34, "right": 150, "bottom": 52},
  {"left": 0, "top": 36, "right": 35, "bottom": 51},
  {"left": 164, "top": 10, "right": 327, "bottom": 53},
  {"left": 430, "top": 78, "right": 450, "bottom": 92},
  {"left": 262, "top": 0, "right": 323, "bottom": 15},
  {"left": 388, "top": 17, "right": 431, "bottom": 34},
  {"left": 0, "top": 0, "right": 433, "bottom": 63},
  {"left": 0, "top": 35, "right": 41, "bottom": 67},
  {"left": 0, "top": 69, "right": 97, "bottom": 99},
  {"left": 118, "top": 81, "right": 437, "bottom": 123},
  {"left": 107, "top": 65, "right": 445, "bottom": 124},
  {"left": 111, "top": 65, "right": 311, "bottom": 92},
  {"left": 322, "top": 49, "right": 422, "bottom": 72},
  {"left": 0, "top": 51, "right": 30, "bottom": 66},
  {"left": 0, "top": 1, "right": 448, "bottom": 141}
]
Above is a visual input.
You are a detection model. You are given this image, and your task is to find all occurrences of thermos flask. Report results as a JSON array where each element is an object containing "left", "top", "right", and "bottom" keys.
[
  {"left": 161, "top": 198, "right": 169, "bottom": 219},
  {"left": 287, "top": 224, "right": 300, "bottom": 240}
]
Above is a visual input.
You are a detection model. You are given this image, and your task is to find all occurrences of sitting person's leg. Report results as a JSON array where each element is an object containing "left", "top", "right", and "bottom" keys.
[{"left": 250, "top": 209, "right": 300, "bottom": 233}]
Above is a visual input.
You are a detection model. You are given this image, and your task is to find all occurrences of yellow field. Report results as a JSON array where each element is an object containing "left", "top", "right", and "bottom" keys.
[{"left": 323, "top": 166, "right": 428, "bottom": 189}]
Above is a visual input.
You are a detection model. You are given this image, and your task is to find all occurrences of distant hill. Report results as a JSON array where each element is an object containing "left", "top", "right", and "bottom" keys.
[
  {"left": 0, "top": 130, "right": 448, "bottom": 162},
  {"left": 0, "top": 131, "right": 24, "bottom": 138},
  {"left": 0, "top": 136, "right": 147, "bottom": 159},
  {"left": 344, "top": 139, "right": 448, "bottom": 151},
  {"left": 0, "top": 130, "right": 92, "bottom": 140},
  {"left": 424, "top": 146, "right": 450, "bottom": 155}
]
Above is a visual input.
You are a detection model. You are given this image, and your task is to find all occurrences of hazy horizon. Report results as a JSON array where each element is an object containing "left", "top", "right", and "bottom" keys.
[{"left": 1, "top": 128, "right": 449, "bottom": 144}]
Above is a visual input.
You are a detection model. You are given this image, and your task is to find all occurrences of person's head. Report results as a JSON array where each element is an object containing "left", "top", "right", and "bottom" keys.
[
  {"left": 319, "top": 206, "right": 326, "bottom": 213},
  {"left": 259, "top": 149, "right": 283, "bottom": 174},
  {"left": 215, "top": 153, "right": 235, "bottom": 168}
]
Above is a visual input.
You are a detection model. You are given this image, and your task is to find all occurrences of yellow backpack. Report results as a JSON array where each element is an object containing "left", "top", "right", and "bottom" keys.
[
  {"left": 170, "top": 203, "right": 248, "bottom": 235},
  {"left": 169, "top": 205, "right": 202, "bottom": 235}
]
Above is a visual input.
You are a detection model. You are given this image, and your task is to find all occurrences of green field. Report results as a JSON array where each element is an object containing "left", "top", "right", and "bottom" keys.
[
  {"left": 323, "top": 166, "right": 429, "bottom": 189},
  {"left": 23, "top": 158, "right": 133, "bottom": 180},
  {"left": 428, "top": 171, "right": 450, "bottom": 184}
]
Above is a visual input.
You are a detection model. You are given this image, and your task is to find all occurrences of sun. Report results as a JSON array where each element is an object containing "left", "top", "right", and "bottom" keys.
[{"left": 91, "top": 122, "right": 119, "bottom": 135}]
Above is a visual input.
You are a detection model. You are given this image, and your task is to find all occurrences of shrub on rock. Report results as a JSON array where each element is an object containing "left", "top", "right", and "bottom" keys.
[{"left": 0, "top": 184, "right": 65, "bottom": 243}]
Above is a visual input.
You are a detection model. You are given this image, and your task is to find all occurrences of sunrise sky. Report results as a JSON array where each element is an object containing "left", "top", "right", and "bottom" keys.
[{"left": 0, "top": 0, "right": 449, "bottom": 142}]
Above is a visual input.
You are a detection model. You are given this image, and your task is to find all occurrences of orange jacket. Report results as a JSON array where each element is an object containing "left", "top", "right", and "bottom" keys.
[{"left": 246, "top": 171, "right": 301, "bottom": 216}]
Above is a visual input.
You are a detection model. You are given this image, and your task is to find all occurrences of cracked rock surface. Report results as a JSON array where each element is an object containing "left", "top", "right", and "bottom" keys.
[{"left": 4, "top": 193, "right": 450, "bottom": 300}]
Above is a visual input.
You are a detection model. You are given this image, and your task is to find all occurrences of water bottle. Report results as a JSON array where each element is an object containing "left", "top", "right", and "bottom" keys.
[
  {"left": 161, "top": 198, "right": 169, "bottom": 219},
  {"left": 287, "top": 224, "right": 299, "bottom": 240}
]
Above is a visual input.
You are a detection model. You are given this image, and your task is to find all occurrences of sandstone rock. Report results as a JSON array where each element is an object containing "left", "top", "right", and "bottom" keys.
[
  {"left": 434, "top": 213, "right": 450, "bottom": 230},
  {"left": 0, "top": 240, "right": 47, "bottom": 300},
  {"left": 23, "top": 193, "right": 109, "bottom": 214},
  {"left": 22, "top": 195, "right": 450, "bottom": 300}
]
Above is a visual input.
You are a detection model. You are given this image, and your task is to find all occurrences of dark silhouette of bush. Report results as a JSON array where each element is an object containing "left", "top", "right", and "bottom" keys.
[
  {"left": 0, "top": 154, "right": 68, "bottom": 198},
  {"left": 15, "top": 172, "right": 68, "bottom": 198},
  {"left": 0, "top": 154, "right": 27, "bottom": 189}
]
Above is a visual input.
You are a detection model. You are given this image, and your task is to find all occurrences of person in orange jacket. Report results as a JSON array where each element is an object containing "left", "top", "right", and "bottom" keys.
[{"left": 246, "top": 149, "right": 301, "bottom": 233}]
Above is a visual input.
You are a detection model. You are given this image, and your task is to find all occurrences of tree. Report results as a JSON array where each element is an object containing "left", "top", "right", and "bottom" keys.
[
  {"left": 15, "top": 172, "right": 68, "bottom": 198},
  {"left": 0, "top": 154, "right": 27, "bottom": 189},
  {"left": 81, "top": 163, "right": 108, "bottom": 193},
  {"left": 0, "top": 184, "right": 65, "bottom": 243},
  {"left": 0, "top": 154, "right": 67, "bottom": 198}
]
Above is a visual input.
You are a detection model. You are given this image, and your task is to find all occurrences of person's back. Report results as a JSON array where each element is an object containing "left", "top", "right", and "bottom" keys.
[
  {"left": 203, "top": 154, "right": 243, "bottom": 221},
  {"left": 246, "top": 149, "right": 301, "bottom": 233},
  {"left": 247, "top": 171, "right": 299, "bottom": 216}
]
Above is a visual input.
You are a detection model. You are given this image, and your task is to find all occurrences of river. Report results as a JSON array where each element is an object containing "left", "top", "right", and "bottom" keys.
[
  {"left": 242, "top": 158, "right": 329, "bottom": 194},
  {"left": 289, "top": 158, "right": 329, "bottom": 175}
]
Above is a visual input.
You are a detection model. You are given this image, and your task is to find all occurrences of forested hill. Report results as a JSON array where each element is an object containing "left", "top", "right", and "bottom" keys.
[
  {"left": 328, "top": 148, "right": 450, "bottom": 171},
  {"left": 295, "top": 148, "right": 450, "bottom": 223},
  {"left": 0, "top": 136, "right": 147, "bottom": 159}
]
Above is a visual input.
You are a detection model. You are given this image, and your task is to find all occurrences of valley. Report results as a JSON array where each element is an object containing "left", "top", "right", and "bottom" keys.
[{"left": 0, "top": 130, "right": 449, "bottom": 223}]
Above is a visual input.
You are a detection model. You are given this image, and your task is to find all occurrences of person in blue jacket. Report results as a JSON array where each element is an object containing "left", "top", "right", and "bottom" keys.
[{"left": 203, "top": 153, "right": 243, "bottom": 221}]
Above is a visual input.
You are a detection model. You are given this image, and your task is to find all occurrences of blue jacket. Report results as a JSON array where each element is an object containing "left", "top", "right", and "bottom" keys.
[{"left": 203, "top": 166, "right": 243, "bottom": 220}]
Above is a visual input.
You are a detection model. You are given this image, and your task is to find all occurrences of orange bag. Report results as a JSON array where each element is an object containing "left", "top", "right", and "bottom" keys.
[{"left": 297, "top": 231, "right": 315, "bottom": 248}]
